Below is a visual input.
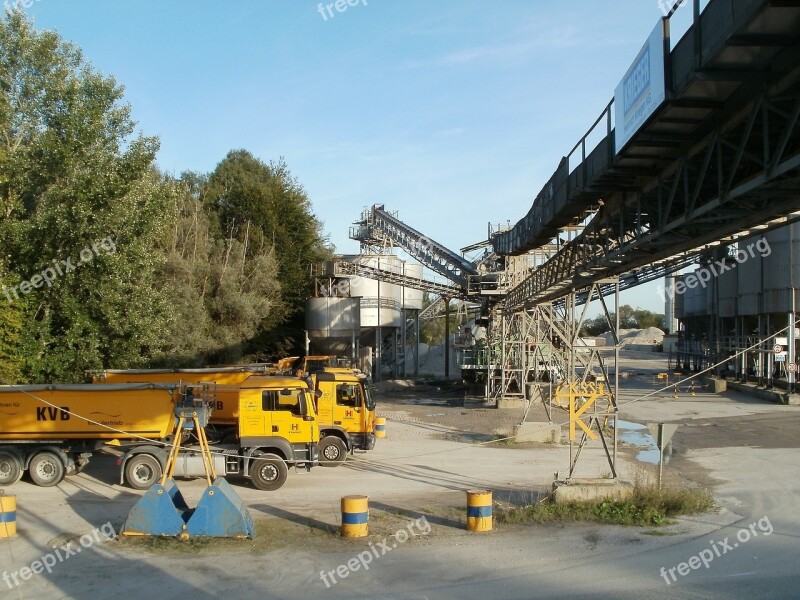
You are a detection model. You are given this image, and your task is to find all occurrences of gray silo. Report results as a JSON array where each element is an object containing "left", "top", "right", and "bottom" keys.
[{"left": 674, "top": 222, "right": 799, "bottom": 388}]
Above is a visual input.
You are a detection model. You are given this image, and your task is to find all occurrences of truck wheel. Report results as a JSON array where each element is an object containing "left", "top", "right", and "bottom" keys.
[
  {"left": 250, "top": 454, "right": 288, "bottom": 491},
  {"left": 29, "top": 452, "right": 65, "bottom": 487},
  {"left": 125, "top": 454, "right": 162, "bottom": 490},
  {"left": 319, "top": 436, "right": 347, "bottom": 467},
  {"left": 0, "top": 451, "right": 22, "bottom": 486}
]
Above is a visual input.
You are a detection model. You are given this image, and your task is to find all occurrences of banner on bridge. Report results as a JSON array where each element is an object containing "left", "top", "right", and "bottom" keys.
[{"left": 614, "top": 21, "right": 668, "bottom": 154}]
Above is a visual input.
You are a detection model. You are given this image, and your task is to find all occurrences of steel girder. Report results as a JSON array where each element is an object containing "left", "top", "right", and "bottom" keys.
[{"left": 507, "top": 84, "right": 800, "bottom": 311}]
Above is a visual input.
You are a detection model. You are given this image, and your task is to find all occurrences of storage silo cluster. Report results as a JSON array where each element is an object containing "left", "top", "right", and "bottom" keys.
[
  {"left": 671, "top": 222, "right": 799, "bottom": 385},
  {"left": 306, "top": 255, "right": 424, "bottom": 379}
]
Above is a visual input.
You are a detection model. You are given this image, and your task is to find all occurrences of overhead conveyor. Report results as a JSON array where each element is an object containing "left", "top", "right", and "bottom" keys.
[
  {"left": 313, "top": 258, "right": 465, "bottom": 299},
  {"left": 351, "top": 204, "right": 479, "bottom": 289},
  {"left": 493, "top": 0, "right": 800, "bottom": 309}
]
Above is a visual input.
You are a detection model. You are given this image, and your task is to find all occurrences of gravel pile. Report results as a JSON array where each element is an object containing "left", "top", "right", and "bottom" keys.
[{"left": 601, "top": 327, "right": 665, "bottom": 348}]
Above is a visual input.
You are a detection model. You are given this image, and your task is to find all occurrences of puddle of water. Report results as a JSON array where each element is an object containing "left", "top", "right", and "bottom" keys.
[
  {"left": 636, "top": 448, "right": 664, "bottom": 464},
  {"left": 614, "top": 419, "right": 669, "bottom": 465}
]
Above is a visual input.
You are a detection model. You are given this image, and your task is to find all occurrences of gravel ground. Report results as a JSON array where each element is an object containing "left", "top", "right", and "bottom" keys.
[{"left": 1, "top": 349, "right": 798, "bottom": 598}]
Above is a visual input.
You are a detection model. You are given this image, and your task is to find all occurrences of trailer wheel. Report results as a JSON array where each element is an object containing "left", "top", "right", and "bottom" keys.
[
  {"left": 0, "top": 451, "right": 22, "bottom": 486},
  {"left": 125, "top": 454, "right": 162, "bottom": 490},
  {"left": 29, "top": 452, "right": 65, "bottom": 487},
  {"left": 250, "top": 453, "right": 288, "bottom": 491},
  {"left": 319, "top": 436, "right": 347, "bottom": 467}
]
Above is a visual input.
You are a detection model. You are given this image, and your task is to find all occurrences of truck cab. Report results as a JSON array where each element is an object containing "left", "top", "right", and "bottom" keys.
[
  {"left": 237, "top": 376, "right": 320, "bottom": 475},
  {"left": 117, "top": 376, "right": 320, "bottom": 491},
  {"left": 310, "top": 369, "right": 376, "bottom": 466}
]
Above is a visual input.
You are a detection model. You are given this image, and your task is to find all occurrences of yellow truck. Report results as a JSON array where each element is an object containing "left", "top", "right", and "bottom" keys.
[
  {"left": 0, "top": 378, "right": 319, "bottom": 491},
  {"left": 309, "top": 369, "right": 375, "bottom": 465},
  {"left": 94, "top": 366, "right": 376, "bottom": 466}
]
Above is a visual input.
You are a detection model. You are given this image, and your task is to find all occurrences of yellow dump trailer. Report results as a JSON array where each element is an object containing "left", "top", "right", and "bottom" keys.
[
  {"left": 0, "top": 379, "right": 319, "bottom": 492},
  {"left": 93, "top": 367, "right": 269, "bottom": 428},
  {"left": 0, "top": 383, "right": 178, "bottom": 440},
  {"left": 0, "top": 383, "right": 180, "bottom": 487}
]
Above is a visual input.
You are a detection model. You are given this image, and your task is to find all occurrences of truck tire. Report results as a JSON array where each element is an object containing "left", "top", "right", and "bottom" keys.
[
  {"left": 29, "top": 451, "right": 65, "bottom": 487},
  {"left": 125, "top": 454, "right": 162, "bottom": 490},
  {"left": 319, "top": 436, "right": 347, "bottom": 467},
  {"left": 0, "top": 451, "right": 22, "bottom": 486},
  {"left": 250, "top": 453, "right": 288, "bottom": 491}
]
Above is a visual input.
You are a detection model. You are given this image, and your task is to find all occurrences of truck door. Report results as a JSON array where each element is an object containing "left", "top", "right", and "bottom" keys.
[
  {"left": 334, "top": 382, "right": 363, "bottom": 433},
  {"left": 268, "top": 388, "right": 312, "bottom": 442},
  {"left": 315, "top": 380, "right": 334, "bottom": 425},
  {"left": 237, "top": 390, "right": 271, "bottom": 437}
]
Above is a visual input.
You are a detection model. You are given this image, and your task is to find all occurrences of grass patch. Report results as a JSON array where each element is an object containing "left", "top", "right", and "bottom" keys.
[
  {"left": 495, "top": 482, "right": 714, "bottom": 528},
  {"left": 116, "top": 510, "right": 434, "bottom": 555}
]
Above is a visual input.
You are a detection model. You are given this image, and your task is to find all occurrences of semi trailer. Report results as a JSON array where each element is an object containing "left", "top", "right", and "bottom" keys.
[{"left": 0, "top": 378, "right": 319, "bottom": 490}]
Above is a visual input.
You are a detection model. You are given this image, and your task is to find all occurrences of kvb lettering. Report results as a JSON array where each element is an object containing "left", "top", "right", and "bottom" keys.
[{"left": 35, "top": 406, "right": 70, "bottom": 421}]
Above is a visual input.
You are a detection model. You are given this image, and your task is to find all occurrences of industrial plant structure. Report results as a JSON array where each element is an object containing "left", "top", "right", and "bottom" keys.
[{"left": 302, "top": 0, "right": 800, "bottom": 475}]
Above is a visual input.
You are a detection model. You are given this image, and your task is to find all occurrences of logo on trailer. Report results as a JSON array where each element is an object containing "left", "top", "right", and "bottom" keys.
[{"left": 36, "top": 406, "right": 70, "bottom": 421}]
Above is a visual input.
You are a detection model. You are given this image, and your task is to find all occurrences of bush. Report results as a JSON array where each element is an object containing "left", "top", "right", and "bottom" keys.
[{"left": 495, "top": 484, "right": 714, "bottom": 527}]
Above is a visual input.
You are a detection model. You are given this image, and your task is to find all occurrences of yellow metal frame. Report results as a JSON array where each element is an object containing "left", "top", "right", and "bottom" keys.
[{"left": 161, "top": 409, "right": 217, "bottom": 487}]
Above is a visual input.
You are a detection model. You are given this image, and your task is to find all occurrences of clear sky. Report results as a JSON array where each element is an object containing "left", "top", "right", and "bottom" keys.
[{"left": 14, "top": 0, "right": 698, "bottom": 314}]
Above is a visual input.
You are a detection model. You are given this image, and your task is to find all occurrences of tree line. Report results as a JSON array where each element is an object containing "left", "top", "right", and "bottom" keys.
[
  {"left": 580, "top": 305, "right": 665, "bottom": 337},
  {"left": 0, "top": 14, "right": 330, "bottom": 382}
]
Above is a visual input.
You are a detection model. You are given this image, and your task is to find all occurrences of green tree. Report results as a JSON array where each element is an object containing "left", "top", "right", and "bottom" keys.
[
  {"left": 0, "top": 270, "right": 26, "bottom": 381},
  {"left": 152, "top": 173, "right": 281, "bottom": 366},
  {"left": 0, "top": 13, "right": 173, "bottom": 381},
  {"left": 633, "top": 307, "right": 665, "bottom": 330},
  {"left": 580, "top": 305, "right": 665, "bottom": 336},
  {"left": 203, "top": 150, "right": 331, "bottom": 356},
  {"left": 420, "top": 295, "right": 461, "bottom": 346}
]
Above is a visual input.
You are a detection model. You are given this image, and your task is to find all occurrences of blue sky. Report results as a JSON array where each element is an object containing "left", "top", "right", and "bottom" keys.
[{"left": 16, "top": 0, "right": 697, "bottom": 314}]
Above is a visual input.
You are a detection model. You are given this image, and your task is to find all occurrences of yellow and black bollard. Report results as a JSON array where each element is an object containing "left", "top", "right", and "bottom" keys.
[
  {"left": 341, "top": 495, "right": 369, "bottom": 538},
  {"left": 466, "top": 490, "right": 492, "bottom": 532},
  {"left": 374, "top": 417, "right": 387, "bottom": 439},
  {"left": 0, "top": 492, "right": 16, "bottom": 538}
]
